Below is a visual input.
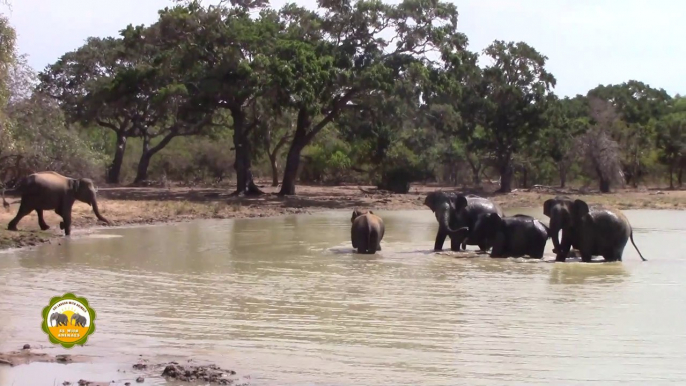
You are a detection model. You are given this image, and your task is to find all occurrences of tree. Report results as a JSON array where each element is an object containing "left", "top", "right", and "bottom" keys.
[
  {"left": 38, "top": 37, "right": 145, "bottom": 184},
  {"left": 655, "top": 112, "right": 686, "bottom": 189},
  {"left": 270, "top": 0, "right": 466, "bottom": 195},
  {"left": 118, "top": 22, "right": 221, "bottom": 183},
  {"left": 252, "top": 106, "right": 294, "bottom": 186},
  {"left": 149, "top": 1, "right": 278, "bottom": 195},
  {"left": 422, "top": 47, "right": 486, "bottom": 186},
  {"left": 478, "top": 40, "right": 556, "bottom": 193},
  {"left": 577, "top": 96, "right": 624, "bottom": 193},
  {"left": 588, "top": 81, "right": 672, "bottom": 187},
  {"left": 541, "top": 95, "right": 589, "bottom": 187}
]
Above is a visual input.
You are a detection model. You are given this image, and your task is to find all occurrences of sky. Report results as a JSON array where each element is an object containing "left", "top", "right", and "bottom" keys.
[{"left": 2, "top": 0, "right": 684, "bottom": 98}]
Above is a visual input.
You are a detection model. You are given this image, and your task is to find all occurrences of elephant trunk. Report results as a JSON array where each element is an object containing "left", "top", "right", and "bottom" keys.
[
  {"left": 438, "top": 209, "right": 467, "bottom": 237},
  {"left": 90, "top": 197, "right": 110, "bottom": 225}
]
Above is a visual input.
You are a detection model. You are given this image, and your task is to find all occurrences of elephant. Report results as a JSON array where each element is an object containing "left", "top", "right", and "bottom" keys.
[
  {"left": 543, "top": 196, "right": 578, "bottom": 255},
  {"left": 469, "top": 213, "right": 550, "bottom": 259},
  {"left": 50, "top": 312, "right": 69, "bottom": 327},
  {"left": 71, "top": 313, "right": 88, "bottom": 327},
  {"left": 545, "top": 198, "right": 647, "bottom": 262},
  {"left": 423, "top": 191, "right": 471, "bottom": 251},
  {"left": 351, "top": 209, "right": 385, "bottom": 254},
  {"left": 3, "top": 171, "right": 110, "bottom": 236},
  {"left": 425, "top": 191, "right": 504, "bottom": 252}
]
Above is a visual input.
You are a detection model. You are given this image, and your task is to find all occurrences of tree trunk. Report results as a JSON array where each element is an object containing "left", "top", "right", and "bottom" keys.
[
  {"left": 559, "top": 163, "right": 567, "bottom": 188},
  {"left": 231, "top": 110, "right": 263, "bottom": 196},
  {"left": 677, "top": 162, "right": 683, "bottom": 187},
  {"left": 269, "top": 153, "right": 279, "bottom": 187},
  {"left": 669, "top": 161, "right": 674, "bottom": 190},
  {"left": 279, "top": 108, "right": 314, "bottom": 196},
  {"left": 599, "top": 177, "right": 611, "bottom": 193},
  {"left": 107, "top": 133, "right": 127, "bottom": 184},
  {"left": 497, "top": 156, "right": 513, "bottom": 193},
  {"left": 134, "top": 135, "right": 152, "bottom": 183},
  {"left": 467, "top": 158, "right": 481, "bottom": 185},
  {"left": 134, "top": 133, "right": 177, "bottom": 183},
  {"left": 279, "top": 135, "right": 307, "bottom": 196},
  {"left": 521, "top": 166, "right": 529, "bottom": 189}
]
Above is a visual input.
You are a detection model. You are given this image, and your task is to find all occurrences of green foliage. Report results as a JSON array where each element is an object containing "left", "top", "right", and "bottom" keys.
[{"left": 2, "top": 0, "right": 684, "bottom": 193}]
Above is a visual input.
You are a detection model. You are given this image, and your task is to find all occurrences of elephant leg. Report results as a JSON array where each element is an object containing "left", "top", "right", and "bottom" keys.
[
  {"left": 461, "top": 240, "right": 467, "bottom": 250},
  {"left": 450, "top": 235, "right": 462, "bottom": 252},
  {"left": 531, "top": 240, "right": 546, "bottom": 259},
  {"left": 489, "top": 234, "right": 507, "bottom": 258},
  {"left": 36, "top": 209, "right": 50, "bottom": 231},
  {"left": 580, "top": 249, "right": 593, "bottom": 263},
  {"left": 434, "top": 230, "right": 448, "bottom": 251},
  {"left": 61, "top": 203, "right": 73, "bottom": 236},
  {"left": 7, "top": 201, "right": 32, "bottom": 231},
  {"left": 55, "top": 207, "right": 65, "bottom": 230},
  {"left": 604, "top": 246, "right": 624, "bottom": 262},
  {"left": 478, "top": 241, "right": 491, "bottom": 252}
]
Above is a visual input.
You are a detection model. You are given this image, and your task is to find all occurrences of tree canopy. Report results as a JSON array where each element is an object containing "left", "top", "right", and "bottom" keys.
[{"left": 0, "top": 0, "right": 683, "bottom": 194}]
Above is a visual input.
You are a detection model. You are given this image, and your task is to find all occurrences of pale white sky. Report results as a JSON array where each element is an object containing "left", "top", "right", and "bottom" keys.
[{"left": 3, "top": 0, "right": 684, "bottom": 97}]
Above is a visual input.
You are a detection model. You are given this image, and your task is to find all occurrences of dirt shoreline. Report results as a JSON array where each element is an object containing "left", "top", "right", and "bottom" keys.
[{"left": 1, "top": 182, "right": 684, "bottom": 251}]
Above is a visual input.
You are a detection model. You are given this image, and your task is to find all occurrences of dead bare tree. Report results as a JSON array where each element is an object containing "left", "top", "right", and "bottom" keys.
[{"left": 576, "top": 97, "right": 624, "bottom": 193}]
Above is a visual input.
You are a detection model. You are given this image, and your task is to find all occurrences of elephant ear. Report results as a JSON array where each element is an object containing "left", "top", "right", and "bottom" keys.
[
  {"left": 351, "top": 209, "right": 361, "bottom": 222},
  {"left": 454, "top": 195, "right": 469, "bottom": 211},
  {"left": 486, "top": 212, "right": 503, "bottom": 229},
  {"left": 543, "top": 199, "right": 554, "bottom": 217},
  {"left": 572, "top": 199, "right": 590, "bottom": 218},
  {"left": 423, "top": 192, "right": 438, "bottom": 212},
  {"left": 68, "top": 178, "right": 81, "bottom": 193}
]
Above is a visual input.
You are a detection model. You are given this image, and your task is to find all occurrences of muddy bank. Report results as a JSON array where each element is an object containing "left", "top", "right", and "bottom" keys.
[
  {"left": 0, "top": 347, "right": 249, "bottom": 386},
  {"left": 1, "top": 182, "right": 684, "bottom": 251},
  {"left": 0, "top": 345, "right": 87, "bottom": 366}
]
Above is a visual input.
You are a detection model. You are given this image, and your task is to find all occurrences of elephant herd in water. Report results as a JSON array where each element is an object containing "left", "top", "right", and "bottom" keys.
[
  {"left": 351, "top": 191, "right": 647, "bottom": 263},
  {"left": 2, "top": 172, "right": 646, "bottom": 263}
]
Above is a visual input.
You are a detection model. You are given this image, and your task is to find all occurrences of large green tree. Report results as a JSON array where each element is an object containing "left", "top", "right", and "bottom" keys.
[
  {"left": 477, "top": 40, "right": 556, "bottom": 193},
  {"left": 38, "top": 37, "right": 145, "bottom": 184},
  {"left": 269, "top": 0, "right": 467, "bottom": 195},
  {"left": 149, "top": 1, "right": 280, "bottom": 195}
]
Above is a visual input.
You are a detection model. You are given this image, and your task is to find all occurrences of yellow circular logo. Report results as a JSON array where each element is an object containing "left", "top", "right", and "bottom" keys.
[{"left": 41, "top": 293, "right": 96, "bottom": 348}]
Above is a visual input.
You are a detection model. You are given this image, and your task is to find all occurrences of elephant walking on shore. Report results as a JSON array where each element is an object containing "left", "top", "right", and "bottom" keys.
[
  {"left": 50, "top": 312, "right": 69, "bottom": 327},
  {"left": 351, "top": 209, "right": 385, "bottom": 254},
  {"left": 543, "top": 197, "right": 647, "bottom": 262},
  {"left": 3, "top": 171, "right": 110, "bottom": 236},
  {"left": 469, "top": 214, "right": 550, "bottom": 259}
]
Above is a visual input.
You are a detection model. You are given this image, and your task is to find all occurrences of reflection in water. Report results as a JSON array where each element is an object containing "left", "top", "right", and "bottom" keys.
[{"left": 1, "top": 208, "right": 685, "bottom": 385}]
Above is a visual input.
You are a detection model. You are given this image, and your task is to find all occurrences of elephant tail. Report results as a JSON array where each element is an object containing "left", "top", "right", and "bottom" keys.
[
  {"left": 368, "top": 227, "right": 379, "bottom": 254},
  {"left": 629, "top": 230, "right": 647, "bottom": 261}
]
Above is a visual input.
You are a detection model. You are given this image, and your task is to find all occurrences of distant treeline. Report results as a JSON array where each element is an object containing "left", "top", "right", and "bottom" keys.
[{"left": 1, "top": 0, "right": 684, "bottom": 194}]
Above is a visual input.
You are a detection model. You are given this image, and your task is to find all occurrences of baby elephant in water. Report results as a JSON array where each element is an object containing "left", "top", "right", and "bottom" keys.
[
  {"left": 469, "top": 213, "right": 550, "bottom": 259},
  {"left": 350, "top": 209, "right": 385, "bottom": 254}
]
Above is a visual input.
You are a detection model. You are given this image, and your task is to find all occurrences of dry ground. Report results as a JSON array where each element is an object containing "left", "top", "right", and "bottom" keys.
[{"left": 1, "top": 180, "right": 684, "bottom": 250}]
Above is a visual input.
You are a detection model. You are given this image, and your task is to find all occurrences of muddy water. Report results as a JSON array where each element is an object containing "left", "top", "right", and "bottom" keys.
[{"left": 0, "top": 208, "right": 685, "bottom": 385}]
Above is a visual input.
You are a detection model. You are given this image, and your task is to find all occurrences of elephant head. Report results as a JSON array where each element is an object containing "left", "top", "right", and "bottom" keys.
[
  {"left": 351, "top": 209, "right": 373, "bottom": 222},
  {"left": 423, "top": 191, "right": 468, "bottom": 236},
  {"left": 70, "top": 178, "right": 110, "bottom": 225},
  {"left": 570, "top": 199, "right": 591, "bottom": 226},
  {"left": 543, "top": 196, "right": 575, "bottom": 252},
  {"left": 468, "top": 212, "right": 503, "bottom": 243}
]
